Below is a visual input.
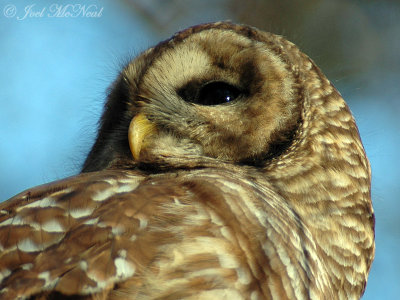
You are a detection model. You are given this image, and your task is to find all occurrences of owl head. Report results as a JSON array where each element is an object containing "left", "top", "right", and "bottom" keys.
[{"left": 82, "top": 23, "right": 316, "bottom": 173}]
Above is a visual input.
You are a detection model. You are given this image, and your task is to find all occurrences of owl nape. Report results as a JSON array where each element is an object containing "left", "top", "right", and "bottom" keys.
[{"left": 0, "top": 22, "right": 374, "bottom": 300}]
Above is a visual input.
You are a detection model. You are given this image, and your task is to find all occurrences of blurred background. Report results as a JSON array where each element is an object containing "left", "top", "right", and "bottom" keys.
[{"left": 0, "top": 0, "right": 398, "bottom": 298}]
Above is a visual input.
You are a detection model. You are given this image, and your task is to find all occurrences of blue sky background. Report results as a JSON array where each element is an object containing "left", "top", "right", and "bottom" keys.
[{"left": 0, "top": 1, "right": 399, "bottom": 298}]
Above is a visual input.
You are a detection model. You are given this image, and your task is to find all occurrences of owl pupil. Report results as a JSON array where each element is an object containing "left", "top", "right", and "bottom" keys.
[{"left": 196, "top": 81, "right": 241, "bottom": 106}]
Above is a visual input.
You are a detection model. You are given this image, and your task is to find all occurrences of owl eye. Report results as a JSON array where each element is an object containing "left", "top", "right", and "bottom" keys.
[{"left": 195, "top": 81, "right": 241, "bottom": 106}]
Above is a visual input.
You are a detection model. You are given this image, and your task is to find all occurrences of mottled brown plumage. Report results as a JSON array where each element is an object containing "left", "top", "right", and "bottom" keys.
[{"left": 0, "top": 22, "right": 374, "bottom": 299}]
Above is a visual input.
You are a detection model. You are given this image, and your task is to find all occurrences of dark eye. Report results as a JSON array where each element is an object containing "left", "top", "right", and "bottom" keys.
[{"left": 195, "top": 82, "right": 241, "bottom": 106}]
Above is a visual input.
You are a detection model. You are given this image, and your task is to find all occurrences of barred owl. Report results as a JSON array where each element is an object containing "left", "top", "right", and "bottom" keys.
[{"left": 0, "top": 22, "right": 374, "bottom": 299}]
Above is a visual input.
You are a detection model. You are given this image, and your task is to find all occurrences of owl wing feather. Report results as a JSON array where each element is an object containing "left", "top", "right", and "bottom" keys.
[
  {"left": 0, "top": 168, "right": 329, "bottom": 299},
  {"left": 0, "top": 170, "right": 146, "bottom": 299}
]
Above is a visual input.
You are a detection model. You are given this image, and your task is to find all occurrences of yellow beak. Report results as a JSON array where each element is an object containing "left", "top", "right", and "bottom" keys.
[{"left": 128, "top": 113, "right": 157, "bottom": 160}]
